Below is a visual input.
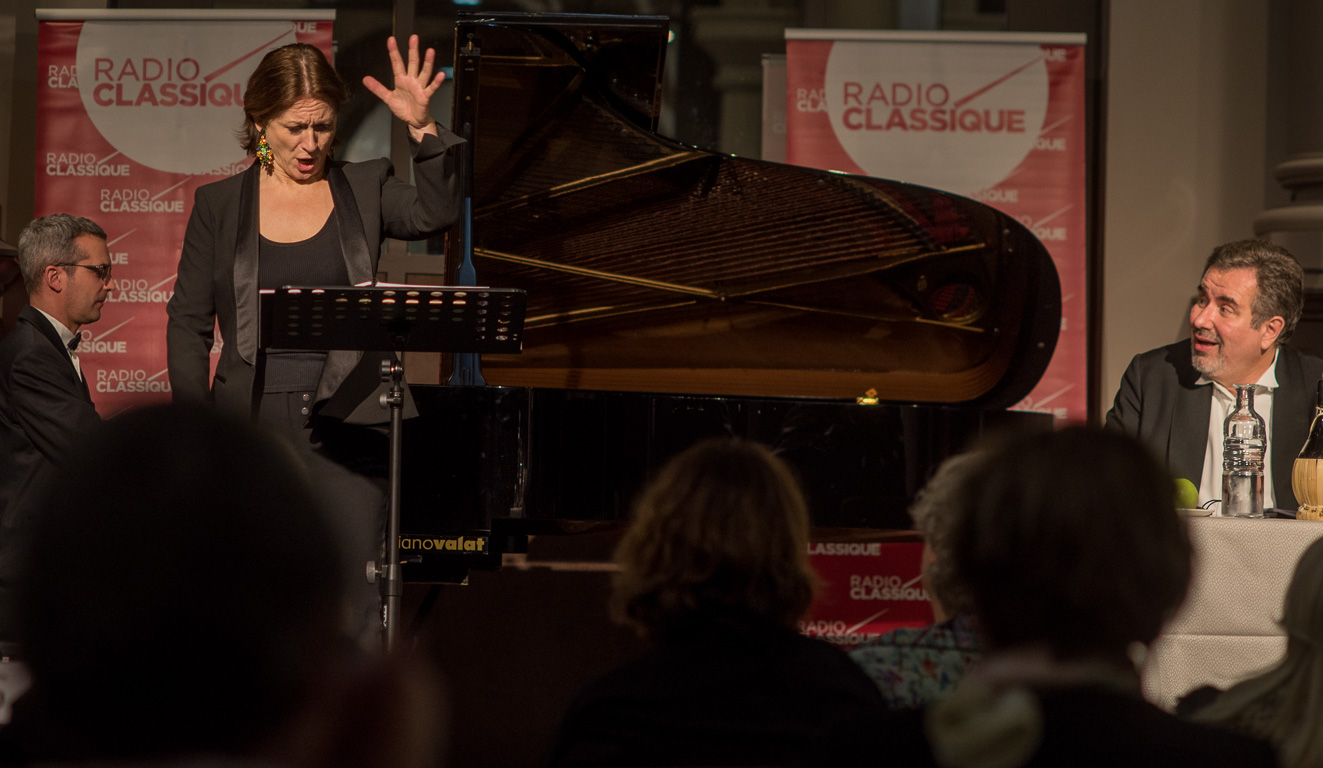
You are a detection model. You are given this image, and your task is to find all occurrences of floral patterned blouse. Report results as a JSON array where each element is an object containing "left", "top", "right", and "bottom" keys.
[{"left": 847, "top": 614, "right": 981, "bottom": 710}]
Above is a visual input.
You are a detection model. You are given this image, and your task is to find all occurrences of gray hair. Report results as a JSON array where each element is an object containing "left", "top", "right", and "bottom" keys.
[
  {"left": 18, "top": 214, "right": 107, "bottom": 294},
  {"left": 910, "top": 452, "right": 985, "bottom": 616},
  {"left": 1203, "top": 239, "right": 1305, "bottom": 342}
]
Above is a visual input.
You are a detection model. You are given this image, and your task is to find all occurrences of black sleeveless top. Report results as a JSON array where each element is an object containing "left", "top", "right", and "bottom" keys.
[{"left": 258, "top": 215, "right": 348, "bottom": 393}]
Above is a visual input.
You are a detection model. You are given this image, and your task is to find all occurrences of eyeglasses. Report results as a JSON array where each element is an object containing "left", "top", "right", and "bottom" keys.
[{"left": 55, "top": 263, "right": 113, "bottom": 282}]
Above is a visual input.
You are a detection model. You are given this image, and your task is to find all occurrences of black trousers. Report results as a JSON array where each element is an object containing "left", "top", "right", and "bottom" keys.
[{"left": 257, "top": 391, "right": 386, "bottom": 648}]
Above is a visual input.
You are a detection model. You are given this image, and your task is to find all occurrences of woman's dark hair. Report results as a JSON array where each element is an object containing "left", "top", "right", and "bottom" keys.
[
  {"left": 237, "top": 43, "right": 349, "bottom": 154},
  {"left": 948, "top": 427, "right": 1191, "bottom": 662},
  {"left": 611, "top": 438, "right": 817, "bottom": 639}
]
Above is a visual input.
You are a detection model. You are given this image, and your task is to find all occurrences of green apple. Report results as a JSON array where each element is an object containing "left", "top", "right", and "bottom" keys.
[{"left": 1174, "top": 478, "right": 1200, "bottom": 509}]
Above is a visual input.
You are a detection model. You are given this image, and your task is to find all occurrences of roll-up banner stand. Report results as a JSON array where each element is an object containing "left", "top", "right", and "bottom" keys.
[
  {"left": 35, "top": 10, "right": 335, "bottom": 414},
  {"left": 788, "top": 31, "right": 1087, "bottom": 647}
]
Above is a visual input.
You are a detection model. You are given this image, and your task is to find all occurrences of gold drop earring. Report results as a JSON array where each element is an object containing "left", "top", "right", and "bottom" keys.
[{"left": 255, "top": 129, "right": 273, "bottom": 173}]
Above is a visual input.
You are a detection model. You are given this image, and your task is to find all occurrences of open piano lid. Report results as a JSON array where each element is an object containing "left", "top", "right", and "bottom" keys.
[{"left": 448, "top": 12, "right": 1060, "bottom": 409}]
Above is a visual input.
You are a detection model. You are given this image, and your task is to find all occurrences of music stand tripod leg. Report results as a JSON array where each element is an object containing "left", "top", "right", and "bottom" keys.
[{"left": 379, "top": 356, "right": 406, "bottom": 651}]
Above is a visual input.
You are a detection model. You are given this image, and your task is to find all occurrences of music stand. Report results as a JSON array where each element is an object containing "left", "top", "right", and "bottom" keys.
[{"left": 260, "top": 284, "right": 526, "bottom": 650}]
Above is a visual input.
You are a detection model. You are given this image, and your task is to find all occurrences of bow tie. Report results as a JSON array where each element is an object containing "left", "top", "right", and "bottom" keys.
[{"left": 67, "top": 335, "right": 80, "bottom": 352}]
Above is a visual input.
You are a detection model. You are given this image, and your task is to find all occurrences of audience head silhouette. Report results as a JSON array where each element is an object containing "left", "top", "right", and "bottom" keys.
[
  {"left": 1278, "top": 536, "right": 1323, "bottom": 664},
  {"left": 1279, "top": 536, "right": 1323, "bottom": 670},
  {"left": 908, "top": 451, "right": 985, "bottom": 622},
  {"left": 903, "top": 429, "right": 1284, "bottom": 768},
  {"left": 611, "top": 438, "right": 816, "bottom": 639},
  {"left": 549, "top": 438, "right": 887, "bottom": 768},
  {"left": 949, "top": 426, "right": 1191, "bottom": 662},
  {"left": 15, "top": 404, "right": 347, "bottom": 762},
  {"left": 1195, "top": 535, "right": 1323, "bottom": 767}
]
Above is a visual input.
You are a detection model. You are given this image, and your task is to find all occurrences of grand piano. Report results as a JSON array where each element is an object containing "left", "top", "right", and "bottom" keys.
[{"left": 397, "top": 12, "right": 1061, "bottom": 582}]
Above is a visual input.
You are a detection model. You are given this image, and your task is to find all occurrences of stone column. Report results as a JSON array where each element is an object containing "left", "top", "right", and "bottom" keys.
[
  {"left": 689, "top": 1, "right": 801, "bottom": 158},
  {"left": 1254, "top": 1, "right": 1323, "bottom": 265},
  {"left": 803, "top": 0, "right": 898, "bottom": 28}
]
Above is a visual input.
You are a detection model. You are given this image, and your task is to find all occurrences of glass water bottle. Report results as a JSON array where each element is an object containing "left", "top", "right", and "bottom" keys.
[{"left": 1222, "top": 384, "right": 1265, "bottom": 518}]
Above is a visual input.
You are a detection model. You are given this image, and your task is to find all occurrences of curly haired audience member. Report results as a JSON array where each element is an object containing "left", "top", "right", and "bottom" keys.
[
  {"left": 547, "top": 438, "right": 888, "bottom": 767},
  {"left": 886, "top": 428, "right": 1278, "bottom": 768},
  {"left": 1182, "top": 536, "right": 1323, "bottom": 767},
  {"left": 850, "top": 452, "right": 983, "bottom": 708}
]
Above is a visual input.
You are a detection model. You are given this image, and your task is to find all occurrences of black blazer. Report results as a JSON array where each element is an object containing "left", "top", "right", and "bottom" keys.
[
  {"left": 0, "top": 305, "right": 101, "bottom": 636},
  {"left": 1105, "top": 339, "right": 1323, "bottom": 509},
  {"left": 0, "top": 305, "right": 100, "bottom": 511},
  {"left": 165, "top": 128, "right": 464, "bottom": 417}
]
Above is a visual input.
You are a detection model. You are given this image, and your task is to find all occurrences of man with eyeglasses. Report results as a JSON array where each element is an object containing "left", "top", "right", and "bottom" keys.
[{"left": 0, "top": 213, "right": 115, "bottom": 643}]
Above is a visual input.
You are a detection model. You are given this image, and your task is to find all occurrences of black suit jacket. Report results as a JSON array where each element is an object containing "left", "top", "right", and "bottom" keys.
[
  {"left": 0, "top": 305, "right": 102, "bottom": 637},
  {"left": 165, "top": 128, "right": 463, "bottom": 417},
  {"left": 1105, "top": 339, "right": 1323, "bottom": 509}
]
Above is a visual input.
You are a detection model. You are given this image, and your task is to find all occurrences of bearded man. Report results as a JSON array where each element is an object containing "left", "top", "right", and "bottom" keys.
[{"left": 1106, "top": 239, "right": 1323, "bottom": 510}]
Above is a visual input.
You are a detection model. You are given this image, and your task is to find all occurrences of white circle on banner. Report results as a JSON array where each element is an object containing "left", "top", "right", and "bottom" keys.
[
  {"left": 823, "top": 41, "right": 1049, "bottom": 196},
  {"left": 76, "top": 21, "right": 299, "bottom": 175}
]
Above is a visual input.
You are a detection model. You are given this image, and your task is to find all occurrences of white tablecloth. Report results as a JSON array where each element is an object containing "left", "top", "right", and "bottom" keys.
[{"left": 1142, "top": 515, "right": 1323, "bottom": 709}]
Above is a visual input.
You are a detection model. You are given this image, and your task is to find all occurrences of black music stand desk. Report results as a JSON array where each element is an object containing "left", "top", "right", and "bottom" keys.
[{"left": 260, "top": 284, "right": 526, "bottom": 650}]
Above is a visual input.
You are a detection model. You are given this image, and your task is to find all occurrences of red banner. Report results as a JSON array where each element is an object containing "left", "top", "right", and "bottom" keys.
[
  {"left": 36, "top": 12, "right": 335, "bottom": 415},
  {"left": 786, "top": 31, "right": 1088, "bottom": 423},
  {"left": 803, "top": 540, "right": 931, "bottom": 649}
]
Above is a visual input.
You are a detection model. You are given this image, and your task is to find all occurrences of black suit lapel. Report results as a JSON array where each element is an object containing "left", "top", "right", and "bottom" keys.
[
  {"left": 1169, "top": 385, "right": 1211, "bottom": 485},
  {"left": 234, "top": 163, "right": 261, "bottom": 366},
  {"left": 20, "top": 306, "right": 66, "bottom": 357},
  {"left": 1164, "top": 341, "right": 1212, "bottom": 484},
  {"left": 18, "top": 306, "right": 91, "bottom": 404},
  {"left": 314, "top": 164, "right": 371, "bottom": 405},
  {"left": 1273, "top": 347, "right": 1311, "bottom": 508},
  {"left": 327, "top": 163, "right": 373, "bottom": 284},
  {"left": 77, "top": 368, "right": 92, "bottom": 404}
]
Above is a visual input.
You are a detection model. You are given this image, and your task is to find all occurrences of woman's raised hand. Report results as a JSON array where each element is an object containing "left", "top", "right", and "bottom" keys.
[{"left": 362, "top": 35, "right": 444, "bottom": 139}]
